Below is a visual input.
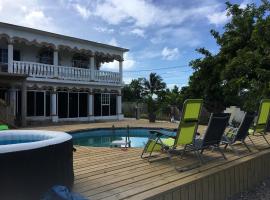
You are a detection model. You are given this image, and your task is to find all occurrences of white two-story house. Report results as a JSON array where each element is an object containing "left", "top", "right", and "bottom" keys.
[{"left": 0, "top": 22, "right": 128, "bottom": 126}]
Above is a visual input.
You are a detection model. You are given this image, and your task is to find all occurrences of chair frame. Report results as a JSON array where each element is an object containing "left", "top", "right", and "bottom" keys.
[
  {"left": 248, "top": 99, "right": 270, "bottom": 146},
  {"left": 222, "top": 112, "right": 256, "bottom": 154},
  {"left": 141, "top": 99, "right": 203, "bottom": 161}
]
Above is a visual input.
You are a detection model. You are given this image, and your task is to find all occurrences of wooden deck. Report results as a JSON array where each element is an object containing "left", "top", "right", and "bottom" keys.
[{"left": 73, "top": 133, "right": 270, "bottom": 200}]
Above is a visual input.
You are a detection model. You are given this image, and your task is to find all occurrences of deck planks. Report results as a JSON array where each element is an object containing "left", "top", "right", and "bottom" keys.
[{"left": 73, "top": 133, "right": 270, "bottom": 200}]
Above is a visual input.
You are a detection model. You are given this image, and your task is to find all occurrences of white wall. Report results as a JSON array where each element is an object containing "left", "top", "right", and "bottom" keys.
[
  {"left": 14, "top": 43, "right": 39, "bottom": 62},
  {"left": 59, "top": 49, "right": 73, "bottom": 67},
  {"left": 0, "top": 23, "right": 124, "bottom": 57},
  {"left": 224, "top": 106, "right": 246, "bottom": 124}
]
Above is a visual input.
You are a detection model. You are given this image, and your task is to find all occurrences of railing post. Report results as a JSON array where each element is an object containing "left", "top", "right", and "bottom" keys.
[{"left": 8, "top": 42, "right": 13, "bottom": 73}]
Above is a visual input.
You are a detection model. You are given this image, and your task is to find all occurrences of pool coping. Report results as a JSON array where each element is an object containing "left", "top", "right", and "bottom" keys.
[{"left": 68, "top": 126, "right": 177, "bottom": 134}]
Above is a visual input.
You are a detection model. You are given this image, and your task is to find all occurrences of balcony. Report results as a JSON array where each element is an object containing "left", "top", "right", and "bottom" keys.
[{"left": 11, "top": 61, "right": 121, "bottom": 84}]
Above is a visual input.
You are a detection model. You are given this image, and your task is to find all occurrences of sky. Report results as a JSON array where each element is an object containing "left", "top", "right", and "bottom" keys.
[{"left": 0, "top": 0, "right": 261, "bottom": 89}]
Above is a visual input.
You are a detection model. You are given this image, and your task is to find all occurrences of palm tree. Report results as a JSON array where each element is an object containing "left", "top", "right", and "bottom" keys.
[
  {"left": 143, "top": 73, "right": 166, "bottom": 122},
  {"left": 143, "top": 73, "right": 166, "bottom": 96}
]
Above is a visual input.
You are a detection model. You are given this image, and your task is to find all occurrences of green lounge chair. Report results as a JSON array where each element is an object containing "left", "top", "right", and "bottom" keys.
[
  {"left": 248, "top": 99, "right": 270, "bottom": 146},
  {"left": 141, "top": 99, "right": 203, "bottom": 161},
  {"left": 0, "top": 124, "right": 9, "bottom": 131}
]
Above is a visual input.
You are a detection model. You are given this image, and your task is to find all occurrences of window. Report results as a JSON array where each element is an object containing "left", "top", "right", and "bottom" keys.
[
  {"left": 94, "top": 93, "right": 101, "bottom": 116},
  {"left": 79, "top": 93, "right": 88, "bottom": 117},
  {"left": 94, "top": 93, "right": 117, "bottom": 116},
  {"left": 0, "top": 48, "right": 8, "bottom": 64},
  {"left": 69, "top": 93, "right": 78, "bottom": 118},
  {"left": 27, "top": 91, "right": 47, "bottom": 117},
  {"left": 72, "top": 54, "right": 89, "bottom": 68},
  {"left": 101, "top": 94, "right": 110, "bottom": 105},
  {"left": 58, "top": 91, "right": 88, "bottom": 118},
  {"left": 0, "top": 89, "right": 7, "bottom": 102},
  {"left": 13, "top": 50, "right": 20, "bottom": 61},
  {"left": 58, "top": 92, "right": 68, "bottom": 118},
  {"left": 110, "top": 94, "right": 117, "bottom": 115},
  {"left": 39, "top": 48, "right": 53, "bottom": 65},
  {"left": 36, "top": 92, "right": 44, "bottom": 116},
  {"left": 101, "top": 93, "right": 110, "bottom": 116},
  {"left": 27, "top": 91, "right": 35, "bottom": 116},
  {"left": 46, "top": 92, "right": 51, "bottom": 117}
]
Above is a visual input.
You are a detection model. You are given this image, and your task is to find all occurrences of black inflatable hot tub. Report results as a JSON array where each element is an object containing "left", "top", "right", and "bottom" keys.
[{"left": 0, "top": 130, "right": 74, "bottom": 200}]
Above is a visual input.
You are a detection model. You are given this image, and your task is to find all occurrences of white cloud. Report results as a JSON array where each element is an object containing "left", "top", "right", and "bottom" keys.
[
  {"left": 124, "top": 53, "right": 136, "bottom": 69},
  {"left": 0, "top": 0, "right": 57, "bottom": 32},
  {"left": 131, "top": 28, "right": 145, "bottom": 37},
  {"left": 101, "top": 53, "right": 135, "bottom": 71},
  {"left": 108, "top": 38, "right": 119, "bottom": 46},
  {"left": 94, "top": 26, "right": 114, "bottom": 33},
  {"left": 69, "top": 0, "right": 225, "bottom": 28},
  {"left": 161, "top": 47, "right": 179, "bottom": 60},
  {"left": 73, "top": 4, "right": 91, "bottom": 19},
  {"left": 207, "top": 10, "right": 230, "bottom": 26},
  {"left": 167, "top": 83, "right": 187, "bottom": 89},
  {"left": 150, "top": 27, "right": 201, "bottom": 47},
  {"left": 123, "top": 77, "right": 133, "bottom": 84},
  {"left": 240, "top": 0, "right": 252, "bottom": 9}
]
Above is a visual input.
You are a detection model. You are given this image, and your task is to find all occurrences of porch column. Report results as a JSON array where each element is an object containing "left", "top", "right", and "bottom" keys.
[
  {"left": 21, "top": 80, "right": 27, "bottom": 127},
  {"left": 53, "top": 50, "right": 58, "bottom": 66},
  {"left": 88, "top": 92, "right": 94, "bottom": 121},
  {"left": 51, "top": 90, "right": 58, "bottom": 122},
  {"left": 119, "top": 60, "right": 123, "bottom": 84},
  {"left": 9, "top": 88, "right": 16, "bottom": 116},
  {"left": 8, "top": 43, "right": 13, "bottom": 73},
  {"left": 90, "top": 56, "right": 95, "bottom": 81},
  {"left": 117, "top": 93, "right": 123, "bottom": 120}
]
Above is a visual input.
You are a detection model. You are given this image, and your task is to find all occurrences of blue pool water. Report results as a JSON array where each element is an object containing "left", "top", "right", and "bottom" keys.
[
  {"left": 72, "top": 128, "right": 176, "bottom": 147},
  {"left": 0, "top": 139, "right": 42, "bottom": 145}
]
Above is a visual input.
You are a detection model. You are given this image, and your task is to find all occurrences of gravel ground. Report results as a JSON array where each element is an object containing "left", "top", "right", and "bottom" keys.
[{"left": 229, "top": 177, "right": 270, "bottom": 200}]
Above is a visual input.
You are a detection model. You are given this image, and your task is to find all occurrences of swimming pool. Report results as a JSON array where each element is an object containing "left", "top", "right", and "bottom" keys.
[{"left": 72, "top": 128, "right": 176, "bottom": 147}]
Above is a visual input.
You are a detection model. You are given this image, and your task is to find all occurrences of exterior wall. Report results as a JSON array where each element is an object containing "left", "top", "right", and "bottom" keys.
[
  {"left": 59, "top": 49, "right": 73, "bottom": 67},
  {"left": 0, "top": 22, "right": 127, "bottom": 125},
  {"left": 0, "top": 23, "right": 125, "bottom": 57},
  {"left": 0, "top": 38, "right": 7, "bottom": 49},
  {"left": 14, "top": 43, "right": 39, "bottom": 63},
  {"left": 224, "top": 106, "right": 246, "bottom": 124},
  {"left": 23, "top": 87, "right": 122, "bottom": 124}
]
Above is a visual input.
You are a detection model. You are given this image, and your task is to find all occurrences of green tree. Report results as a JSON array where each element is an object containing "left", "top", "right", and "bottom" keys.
[
  {"left": 122, "top": 78, "right": 144, "bottom": 102},
  {"left": 185, "top": 0, "right": 270, "bottom": 112}
]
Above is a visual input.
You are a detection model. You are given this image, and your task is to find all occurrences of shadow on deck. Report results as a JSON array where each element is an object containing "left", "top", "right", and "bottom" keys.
[{"left": 73, "top": 133, "right": 270, "bottom": 200}]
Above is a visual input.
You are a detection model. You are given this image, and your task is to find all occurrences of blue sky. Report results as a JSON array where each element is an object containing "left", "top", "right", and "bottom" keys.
[{"left": 0, "top": 0, "right": 260, "bottom": 89}]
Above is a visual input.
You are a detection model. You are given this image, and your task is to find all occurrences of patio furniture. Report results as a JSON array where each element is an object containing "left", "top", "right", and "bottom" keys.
[
  {"left": 249, "top": 99, "right": 270, "bottom": 146},
  {"left": 0, "top": 124, "right": 9, "bottom": 131},
  {"left": 221, "top": 112, "right": 255, "bottom": 154},
  {"left": 191, "top": 113, "right": 231, "bottom": 163},
  {"left": 141, "top": 99, "right": 203, "bottom": 161}
]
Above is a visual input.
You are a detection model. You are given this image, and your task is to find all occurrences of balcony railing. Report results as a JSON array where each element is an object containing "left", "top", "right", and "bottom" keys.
[{"left": 12, "top": 61, "right": 121, "bottom": 84}]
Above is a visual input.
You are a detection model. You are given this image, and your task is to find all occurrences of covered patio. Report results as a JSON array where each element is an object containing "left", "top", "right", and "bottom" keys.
[{"left": 0, "top": 72, "right": 27, "bottom": 126}]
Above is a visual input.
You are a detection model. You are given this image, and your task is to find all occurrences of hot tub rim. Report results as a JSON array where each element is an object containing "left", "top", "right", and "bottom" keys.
[{"left": 0, "top": 130, "right": 72, "bottom": 154}]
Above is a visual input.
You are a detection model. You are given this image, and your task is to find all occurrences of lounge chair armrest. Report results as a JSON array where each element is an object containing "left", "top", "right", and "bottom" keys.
[{"left": 149, "top": 130, "right": 176, "bottom": 139}]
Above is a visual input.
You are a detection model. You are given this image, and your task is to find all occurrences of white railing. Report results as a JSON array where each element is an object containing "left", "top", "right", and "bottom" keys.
[
  {"left": 94, "top": 70, "right": 121, "bottom": 84},
  {"left": 12, "top": 61, "right": 121, "bottom": 84}
]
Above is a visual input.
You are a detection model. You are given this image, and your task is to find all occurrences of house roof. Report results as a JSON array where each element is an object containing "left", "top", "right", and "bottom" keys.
[{"left": 0, "top": 22, "right": 129, "bottom": 53}]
